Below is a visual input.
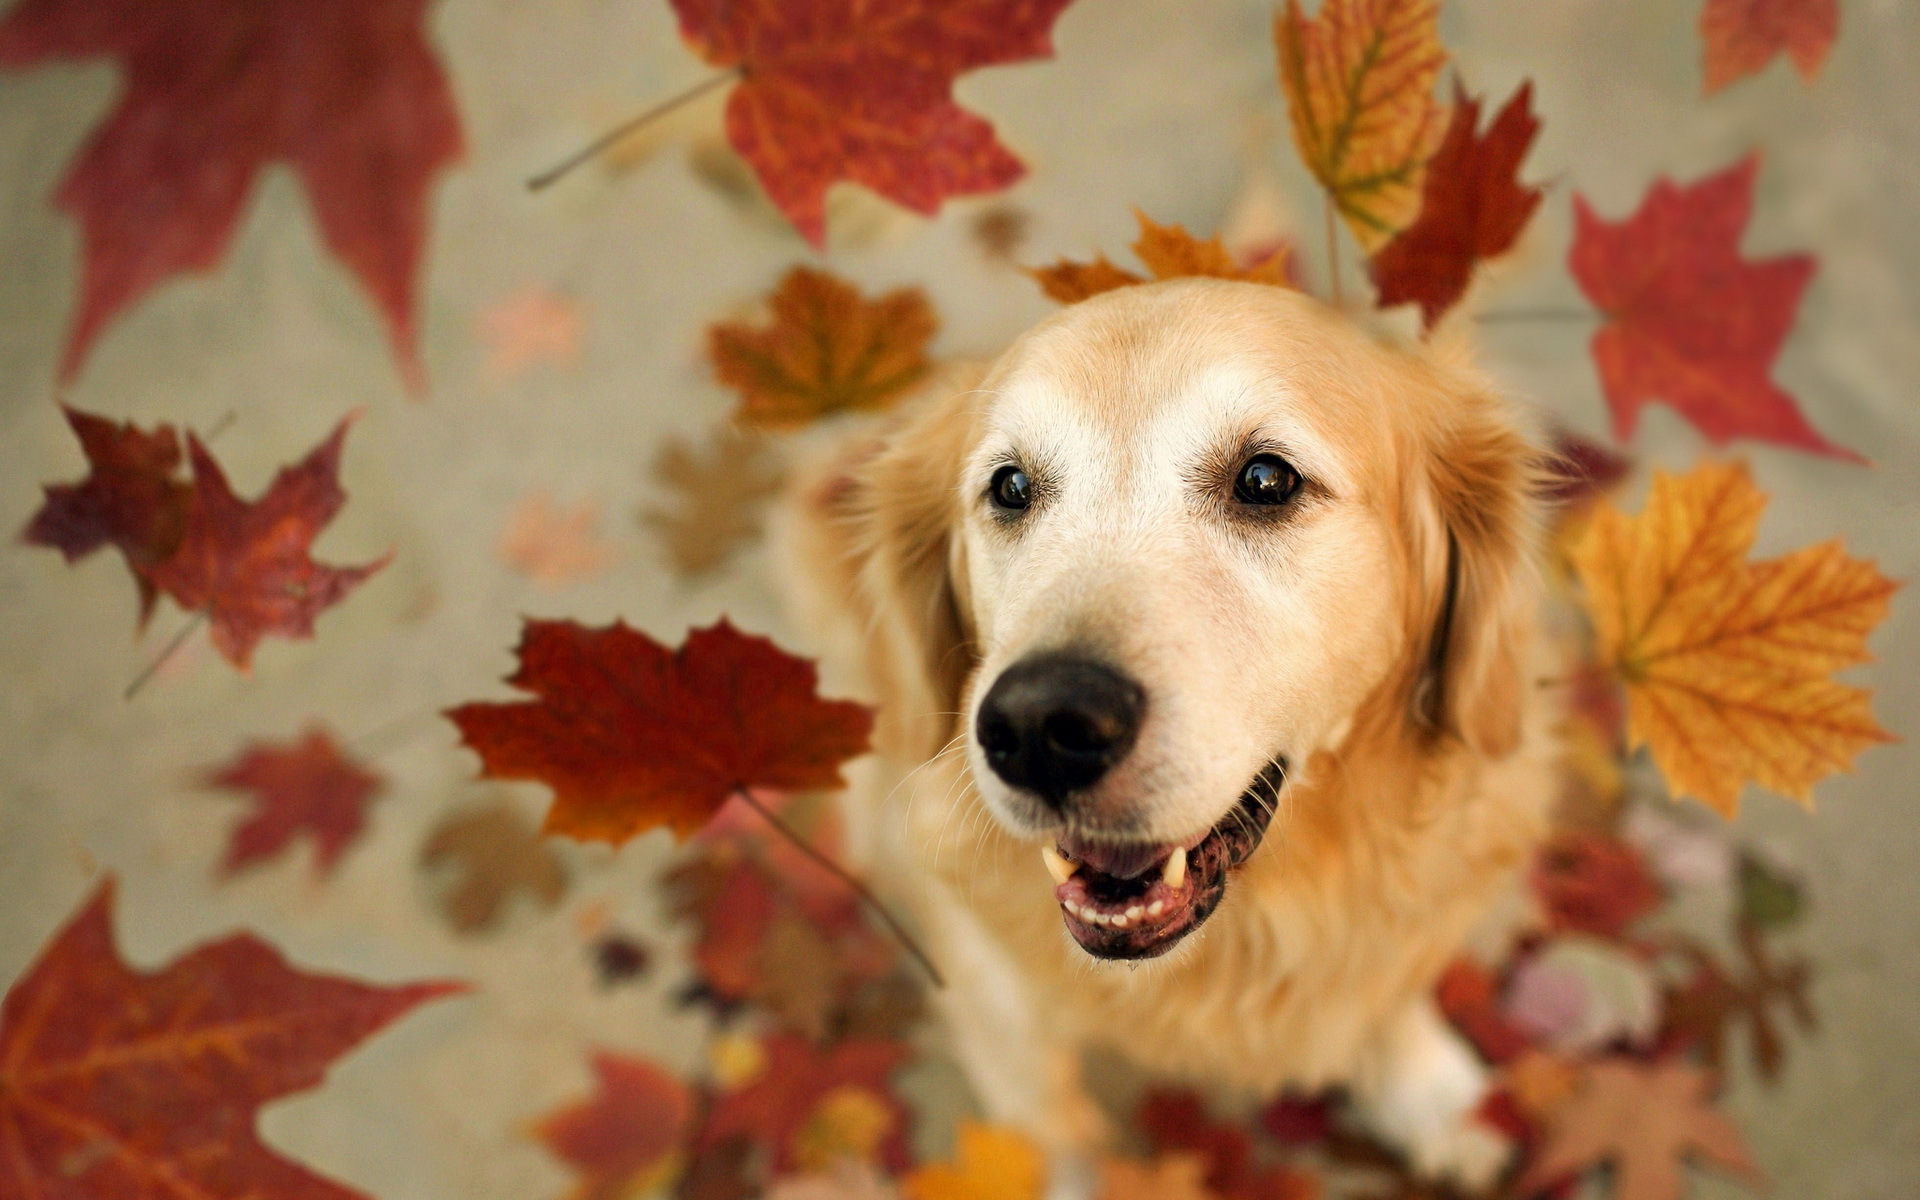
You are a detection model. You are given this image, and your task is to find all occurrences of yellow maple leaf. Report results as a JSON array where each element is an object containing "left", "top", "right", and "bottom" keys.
[
  {"left": 900, "top": 1122, "right": 1044, "bottom": 1200},
  {"left": 1275, "top": 0, "right": 1448, "bottom": 251},
  {"left": 708, "top": 266, "right": 937, "bottom": 429},
  {"left": 1570, "top": 460, "right": 1897, "bottom": 816},
  {"left": 1025, "top": 210, "right": 1293, "bottom": 304}
]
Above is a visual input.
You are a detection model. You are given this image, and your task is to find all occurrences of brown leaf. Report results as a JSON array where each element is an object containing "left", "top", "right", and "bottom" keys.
[
  {"left": 639, "top": 425, "right": 786, "bottom": 579},
  {"left": 418, "top": 800, "right": 570, "bottom": 934},
  {"left": 1520, "top": 1059, "right": 1759, "bottom": 1200}
]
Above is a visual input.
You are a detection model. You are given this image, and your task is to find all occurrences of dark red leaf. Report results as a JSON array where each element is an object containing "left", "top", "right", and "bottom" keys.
[
  {"left": 146, "top": 414, "right": 389, "bottom": 668},
  {"left": 0, "top": 0, "right": 462, "bottom": 390},
  {"left": 1436, "top": 958, "right": 1534, "bottom": 1065},
  {"left": 1533, "top": 831, "right": 1663, "bottom": 939},
  {"left": 0, "top": 879, "right": 464, "bottom": 1200},
  {"left": 1569, "top": 155, "right": 1857, "bottom": 461},
  {"left": 446, "top": 619, "right": 873, "bottom": 845},
  {"left": 696, "top": 1033, "right": 913, "bottom": 1175},
  {"left": 1701, "top": 0, "right": 1838, "bottom": 94},
  {"left": 204, "top": 724, "right": 385, "bottom": 879},
  {"left": 535, "top": 1051, "right": 694, "bottom": 1200},
  {"left": 1370, "top": 80, "right": 1544, "bottom": 329}
]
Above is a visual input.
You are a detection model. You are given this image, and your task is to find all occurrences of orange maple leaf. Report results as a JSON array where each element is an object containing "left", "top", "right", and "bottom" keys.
[
  {"left": 901, "top": 1121, "right": 1045, "bottom": 1200},
  {"left": 1275, "top": 0, "right": 1449, "bottom": 252},
  {"left": 1518, "top": 1059, "right": 1758, "bottom": 1200},
  {"left": 1026, "top": 210, "right": 1294, "bottom": 304},
  {"left": 1701, "top": 0, "right": 1837, "bottom": 94},
  {"left": 498, "top": 491, "right": 615, "bottom": 587},
  {"left": 709, "top": 266, "right": 936, "bottom": 429},
  {"left": 1569, "top": 460, "right": 1897, "bottom": 816},
  {"left": 534, "top": 1051, "right": 693, "bottom": 1200}
]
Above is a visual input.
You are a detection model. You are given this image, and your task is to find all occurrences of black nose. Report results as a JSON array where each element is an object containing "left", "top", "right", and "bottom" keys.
[{"left": 975, "top": 654, "right": 1145, "bottom": 803}]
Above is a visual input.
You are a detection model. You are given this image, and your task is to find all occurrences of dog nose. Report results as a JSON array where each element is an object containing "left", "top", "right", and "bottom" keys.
[{"left": 975, "top": 654, "right": 1145, "bottom": 803}]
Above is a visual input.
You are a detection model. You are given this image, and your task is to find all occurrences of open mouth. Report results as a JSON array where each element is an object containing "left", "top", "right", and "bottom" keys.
[{"left": 1041, "top": 762, "right": 1285, "bottom": 960}]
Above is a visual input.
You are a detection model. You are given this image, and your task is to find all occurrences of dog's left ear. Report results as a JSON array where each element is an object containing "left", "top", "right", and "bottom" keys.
[{"left": 1409, "top": 382, "right": 1545, "bottom": 759}]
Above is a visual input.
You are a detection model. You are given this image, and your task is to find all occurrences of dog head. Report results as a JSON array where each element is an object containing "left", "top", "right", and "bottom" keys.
[{"left": 850, "top": 279, "right": 1542, "bottom": 960}]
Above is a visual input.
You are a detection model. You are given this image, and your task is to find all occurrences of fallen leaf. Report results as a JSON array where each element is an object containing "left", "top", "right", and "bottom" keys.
[
  {"left": 668, "top": 0, "right": 1076, "bottom": 245},
  {"left": 1701, "top": 0, "right": 1837, "bottom": 93},
  {"left": 639, "top": 424, "right": 786, "bottom": 579},
  {"left": 1622, "top": 804, "right": 1736, "bottom": 890},
  {"left": 768, "top": 1160, "right": 901, "bottom": 1200},
  {"left": 535, "top": 1050, "right": 694, "bottom": 1200},
  {"left": 1369, "top": 80, "right": 1542, "bottom": 329},
  {"left": 448, "top": 619, "right": 873, "bottom": 845},
  {"left": 699, "top": 1034, "right": 913, "bottom": 1175},
  {"left": 971, "top": 205, "right": 1031, "bottom": 261},
  {"left": 499, "top": 492, "right": 615, "bottom": 587},
  {"left": 1259, "top": 1095, "right": 1335, "bottom": 1147},
  {"left": 1503, "top": 936, "right": 1661, "bottom": 1053},
  {"left": 0, "top": 0, "right": 460, "bottom": 390},
  {"left": 1664, "top": 923, "right": 1815, "bottom": 1082},
  {"left": 478, "top": 286, "right": 583, "bottom": 379},
  {"left": 1736, "top": 852, "right": 1806, "bottom": 929},
  {"left": 1519, "top": 1059, "right": 1758, "bottom": 1200},
  {"left": 146, "top": 414, "right": 389, "bottom": 668},
  {"left": 0, "top": 879, "right": 463, "bottom": 1200},
  {"left": 1533, "top": 831, "right": 1663, "bottom": 939},
  {"left": 418, "top": 800, "right": 571, "bottom": 934},
  {"left": 709, "top": 267, "right": 937, "bottom": 429},
  {"left": 1025, "top": 209, "right": 1294, "bottom": 304},
  {"left": 1275, "top": 0, "right": 1448, "bottom": 251},
  {"left": 23, "top": 405, "right": 192, "bottom": 622},
  {"left": 1138, "top": 1090, "right": 1317, "bottom": 1200},
  {"left": 901, "top": 1121, "right": 1044, "bottom": 1200},
  {"left": 1097, "top": 1154, "right": 1220, "bottom": 1200},
  {"left": 1435, "top": 959, "right": 1532, "bottom": 1065},
  {"left": 1503, "top": 1049, "right": 1582, "bottom": 1123},
  {"left": 676, "top": 1136, "right": 759, "bottom": 1200},
  {"left": 204, "top": 724, "right": 384, "bottom": 880},
  {"left": 1569, "top": 155, "right": 1855, "bottom": 460},
  {"left": 789, "top": 1085, "right": 899, "bottom": 1174},
  {"left": 1569, "top": 460, "right": 1897, "bottom": 814}
]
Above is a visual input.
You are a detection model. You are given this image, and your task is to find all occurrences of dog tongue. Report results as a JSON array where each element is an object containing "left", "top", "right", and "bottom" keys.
[{"left": 1057, "top": 833, "right": 1168, "bottom": 880}]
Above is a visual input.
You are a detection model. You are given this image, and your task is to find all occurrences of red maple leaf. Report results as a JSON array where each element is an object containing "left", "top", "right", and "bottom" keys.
[
  {"left": 697, "top": 1033, "right": 913, "bottom": 1174},
  {"left": 146, "top": 414, "right": 389, "bottom": 669},
  {"left": 446, "top": 619, "right": 873, "bottom": 845},
  {"left": 204, "top": 725, "right": 386, "bottom": 879},
  {"left": 1568, "top": 155, "right": 1857, "bottom": 461},
  {"left": 1435, "top": 958, "right": 1534, "bottom": 1065},
  {"left": 0, "top": 879, "right": 464, "bottom": 1200},
  {"left": 1370, "top": 80, "right": 1543, "bottom": 329},
  {"left": 0, "top": 0, "right": 462, "bottom": 391},
  {"left": 1138, "top": 1089, "right": 1317, "bottom": 1200},
  {"left": 1700, "top": 0, "right": 1837, "bottom": 94},
  {"left": 668, "top": 0, "right": 1076, "bottom": 246},
  {"left": 21, "top": 405, "right": 191, "bottom": 622},
  {"left": 1533, "top": 831, "right": 1664, "bottom": 940},
  {"left": 534, "top": 1051, "right": 695, "bottom": 1200}
]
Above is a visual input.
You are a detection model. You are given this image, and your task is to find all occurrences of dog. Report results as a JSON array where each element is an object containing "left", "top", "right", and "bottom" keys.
[{"left": 776, "top": 278, "right": 1560, "bottom": 1189}]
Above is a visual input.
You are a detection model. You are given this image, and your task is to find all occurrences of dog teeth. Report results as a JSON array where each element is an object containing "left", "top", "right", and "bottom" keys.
[
  {"left": 1147, "top": 900, "right": 1165, "bottom": 917},
  {"left": 1161, "top": 846, "right": 1188, "bottom": 890},
  {"left": 1124, "top": 905, "right": 1144, "bottom": 921},
  {"left": 1041, "top": 845, "right": 1078, "bottom": 885},
  {"left": 1111, "top": 913, "right": 1131, "bottom": 929}
]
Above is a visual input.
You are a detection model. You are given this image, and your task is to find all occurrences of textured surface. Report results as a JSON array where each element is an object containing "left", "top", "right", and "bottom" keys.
[{"left": 1, "top": 1, "right": 1916, "bottom": 1198}]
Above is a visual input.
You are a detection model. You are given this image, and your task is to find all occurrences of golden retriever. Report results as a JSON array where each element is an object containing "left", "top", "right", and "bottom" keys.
[{"left": 776, "top": 278, "right": 1559, "bottom": 1190}]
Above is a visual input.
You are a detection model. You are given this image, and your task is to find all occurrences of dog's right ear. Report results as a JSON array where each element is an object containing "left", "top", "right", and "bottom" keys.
[{"left": 843, "top": 384, "right": 981, "bottom": 762}]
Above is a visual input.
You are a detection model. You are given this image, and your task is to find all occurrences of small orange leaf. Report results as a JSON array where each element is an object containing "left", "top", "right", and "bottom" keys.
[
  {"left": 1518, "top": 1059, "right": 1758, "bottom": 1200},
  {"left": 1275, "top": 0, "right": 1448, "bottom": 251},
  {"left": 1025, "top": 210, "right": 1292, "bottom": 305},
  {"left": 709, "top": 267, "right": 936, "bottom": 429},
  {"left": 901, "top": 1122, "right": 1044, "bottom": 1200},
  {"left": 1570, "top": 460, "right": 1897, "bottom": 815}
]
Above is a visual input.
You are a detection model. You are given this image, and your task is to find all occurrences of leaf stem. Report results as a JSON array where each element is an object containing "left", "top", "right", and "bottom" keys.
[
  {"left": 527, "top": 70, "right": 741, "bottom": 192},
  {"left": 733, "top": 788, "right": 946, "bottom": 989},
  {"left": 124, "top": 612, "right": 205, "bottom": 700}
]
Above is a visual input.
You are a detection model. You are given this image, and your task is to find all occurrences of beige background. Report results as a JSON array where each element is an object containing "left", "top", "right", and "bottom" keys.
[{"left": 1, "top": 1, "right": 1916, "bottom": 1197}]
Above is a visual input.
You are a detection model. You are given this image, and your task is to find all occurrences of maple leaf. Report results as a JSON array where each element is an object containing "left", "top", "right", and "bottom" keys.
[
  {"left": 1663, "top": 923, "right": 1816, "bottom": 1082},
  {"left": 1026, "top": 210, "right": 1296, "bottom": 304},
  {"left": 640, "top": 424, "right": 787, "bottom": 579},
  {"left": 478, "top": 286, "right": 584, "bottom": 380},
  {"left": 1097, "top": 1154, "right": 1220, "bottom": 1200},
  {"left": 146, "top": 414, "right": 390, "bottom": 669},
  {"left": 0, "top": 0, "right": 461, "bottom": 391},
  {"left": 1701, "top": 0, "right": 1837, "bottom": 94},
  {"left": 447, "top": 619, "right": 873, "bottom": 844},
  {"left": 698, "top": 1034, "right": 914, "bottom": 1175},
  {"left": 21, "top": 405, "right": 191, "bottom": 622},
  {"left": 1569, "top": 460, "right": 1897, "bottom": 815},
  {"left": 1435, "top": 959, "right": 1533, "bottom": 1065},
  {"left": 901, "top": 1122, "right": 1044, "bottom": 1200},
  {"left": 1518, "top": 1059, "right": 1758, "bottom": 1200},
  {"left": 534, "top": 1050, "right": 695, "bottom": 1200},
  {"left": 1369, "top": 80, "right": 1542, "bottom": 329},
  {"left": 0, "top": 879, "right": 463, "bottom": 1200},
  {"left": 1532, "top": 831, "right": 1664, "bottom": 939},
  {"left": 1275, "top": 0, "right": 1448, "bottom": 252},
  {"left": 418, "top": 800, "right": 571, "bottom": 933},
  {"left": 1569, "top": 155, "right": 1856, "bottom": 460},
  {"left": 709, "top": 267, "right": 937, "bottom": 429},
  {"left": 205, "top": 724, "right": 385, "bottom": 879},
  {"left": 1138, "top": 1090, "right": 1318, "bottom": 1200},
  {"left": 498, "top": 491, "right": 616, "bottom": 587},
  {"left": 667, "top": 0, "right": 1075, "bottom": 245}
]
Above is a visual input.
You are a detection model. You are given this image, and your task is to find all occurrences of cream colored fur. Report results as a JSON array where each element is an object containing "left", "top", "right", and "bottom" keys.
[{"left": 773, "top": 280, "right": 1560, "bottom": 1191}]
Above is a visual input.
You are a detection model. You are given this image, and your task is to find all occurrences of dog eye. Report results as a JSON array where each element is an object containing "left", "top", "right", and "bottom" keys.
[
  {"left": 989, "top": 465, "right": 1032, "bottom": 511},
  {"left": 1233, "top": 454, "right": 1301, "bottom": 506}
]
